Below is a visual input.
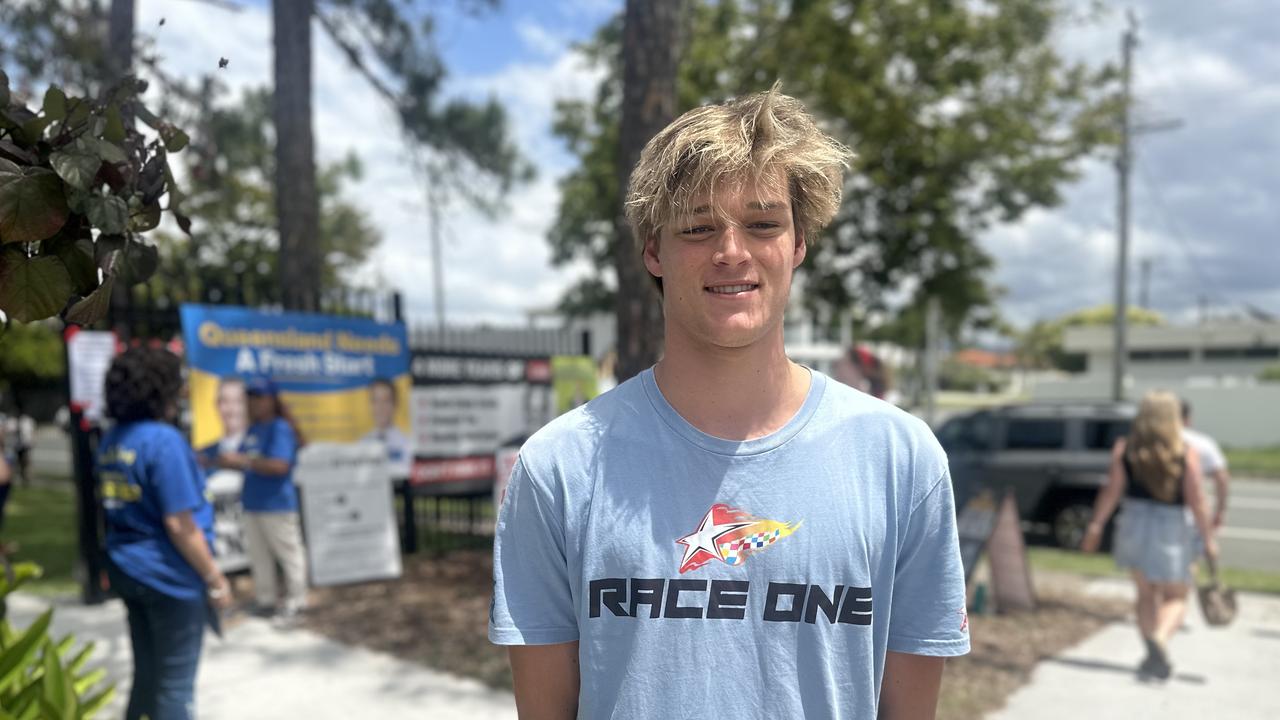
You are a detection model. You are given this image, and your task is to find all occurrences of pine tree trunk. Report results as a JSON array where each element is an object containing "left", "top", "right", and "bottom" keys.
[
  {"left": 614, "top": 0, "right": 682, "bottom": 382},
  {"left": 107, "top": 0, "right": 134, "bottom": 82},
  {"left": 273, "top": 0, "right": 321, "bottom": 312},
  {"left": 106, "top": 0, "right": 135, "bottom": 336}
]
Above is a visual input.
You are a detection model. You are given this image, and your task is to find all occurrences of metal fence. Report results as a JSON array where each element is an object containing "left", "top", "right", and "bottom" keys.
[
  {"left": 396, "top": 490, "right": 496, "bottom": 554},
  {"left": 408, "top": 322, "right": 589, "bottom": 357}
]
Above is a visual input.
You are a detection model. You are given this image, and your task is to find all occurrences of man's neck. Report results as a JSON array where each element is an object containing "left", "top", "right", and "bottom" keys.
[{"left": 653, "top": 329, "right": 810, "bottom": 441}]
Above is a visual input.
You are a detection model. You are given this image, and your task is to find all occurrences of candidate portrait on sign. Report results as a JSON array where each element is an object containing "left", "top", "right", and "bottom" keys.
[{"left": 361, "top": 377, "right": 411, "bottom": 477}]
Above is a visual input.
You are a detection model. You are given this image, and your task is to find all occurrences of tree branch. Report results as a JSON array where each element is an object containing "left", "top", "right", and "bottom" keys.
[{"left": 314, "top": 8, "right": 400, "bottom": 108}]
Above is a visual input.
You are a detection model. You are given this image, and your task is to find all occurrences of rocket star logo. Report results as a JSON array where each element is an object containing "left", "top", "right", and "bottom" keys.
[{"left": 675, "top": 503, "right": 802, "bottom": 574}]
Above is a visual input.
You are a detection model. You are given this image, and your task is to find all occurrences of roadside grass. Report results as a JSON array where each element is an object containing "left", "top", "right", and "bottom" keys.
[
  {"left": 1028, "top": 546, "right": 1280, "bottom": 595},
  {"left": 1224, "top": 446, "right": 1280, "bottom": 479},
  {"left": 1, "top": 482, "right": 79, "bottom": 596}
]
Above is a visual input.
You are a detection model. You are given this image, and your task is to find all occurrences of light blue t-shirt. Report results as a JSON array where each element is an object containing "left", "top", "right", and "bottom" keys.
[{"left": 490, "top": 368, "right": 970, "bottom": 719}]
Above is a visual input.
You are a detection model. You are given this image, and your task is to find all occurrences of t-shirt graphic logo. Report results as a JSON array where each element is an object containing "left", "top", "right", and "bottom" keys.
[{"left": 675, "top": 503, "right": 802, "bottom": 574}]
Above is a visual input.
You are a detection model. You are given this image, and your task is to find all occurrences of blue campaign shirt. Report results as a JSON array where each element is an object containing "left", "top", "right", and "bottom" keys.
[
  {"left": 239, "top": 418, "right": 299, "bottom": 512},
  {"left": 98, "top": 421, "right": 215, "bottom": 600},
  {"left": 489, "top": 368, "right": 970, "bottom": 719}
]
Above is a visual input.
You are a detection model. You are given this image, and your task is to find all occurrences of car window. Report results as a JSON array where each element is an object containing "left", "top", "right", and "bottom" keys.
[
  {"left": 939, "top": 412, "right": 996, "bottom": 451},
  {"left": 1005, "top": 418, "right": 1066, "bottom": 450},
  {"left": 1083, "top": 419, "right": 1131, "bottom": 450}
]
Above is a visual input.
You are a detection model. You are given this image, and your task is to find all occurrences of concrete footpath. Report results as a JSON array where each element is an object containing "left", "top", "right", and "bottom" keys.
[
  {"left": 9, "top": 578, "right": 1279, "bottom": 719},
  {"left": 6, "top": 593, "right": 517, "bottom": 719},
  {"left": 990, "top": 577, "right": 1280, "bottom": 719}
]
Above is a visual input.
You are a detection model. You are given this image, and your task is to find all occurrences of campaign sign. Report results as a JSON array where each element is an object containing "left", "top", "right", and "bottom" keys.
[
  {"left": 409, "top": 351, "right": 553, "bottom": 493},
  {"left": 296, "top": 443, "right": 402, "bottom": 586},
  {"left": 180, "top": 304, "right": 412, "bottom": 473}
]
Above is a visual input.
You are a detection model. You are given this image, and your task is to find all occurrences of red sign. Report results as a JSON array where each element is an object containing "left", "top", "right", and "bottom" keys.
[{"left": 411, "top": 456, "right": 496, "bottom": 485}]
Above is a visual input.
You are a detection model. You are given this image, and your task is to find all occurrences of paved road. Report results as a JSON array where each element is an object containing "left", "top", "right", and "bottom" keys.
[
  {"left": 1219, "top": 479, "right": 1280, "bottom": 573},
  {"left": 21, "top": 425, "right": 1280, "bottom": 571},
  {"left": 28, "top": 424, "right": 72, "bottom": 480}
]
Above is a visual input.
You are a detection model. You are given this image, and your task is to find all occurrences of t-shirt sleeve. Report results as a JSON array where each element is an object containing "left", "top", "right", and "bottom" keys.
[
  {"left": 886, "top": 471, "right": 971, "bottom": 657},
  {"left": 489, "top": 456, "right": 578, "bottom": 646},
  {"left": 1205, "top": 439, "right": 1227, "bottom": 474},
  {"left": 150, "top": 429, "right": 204, "bottom": 516},
  {"left": 264, "top": 421, "right": 298, "bottom": 463}
]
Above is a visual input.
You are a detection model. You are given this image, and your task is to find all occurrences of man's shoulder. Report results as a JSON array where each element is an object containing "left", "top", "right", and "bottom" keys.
[
  {"left": 816, "top": 376, "right": 938, "bottom": 444},
  {"left": 1183, "top": 427, "right": 1223, "bottom": 452}
]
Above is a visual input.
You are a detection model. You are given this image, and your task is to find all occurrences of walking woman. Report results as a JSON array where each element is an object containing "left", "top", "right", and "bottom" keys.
[
  {"left": 98, "top": 347, "right": 231, "bottom": 720},
  {"left": 217, "top": 377, "right": 308, "bottom": 623},
  {"left": 1081, "top": 390, "right": 1218, "bottom": 680}
]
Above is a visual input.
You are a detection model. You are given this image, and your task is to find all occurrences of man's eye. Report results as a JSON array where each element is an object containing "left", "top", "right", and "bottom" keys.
[
  {"left": 749, "top": 222, "right": 780, "bottom": 230},
  {"left": 680, "top": 225, "right": 714, "bottom": 235}
]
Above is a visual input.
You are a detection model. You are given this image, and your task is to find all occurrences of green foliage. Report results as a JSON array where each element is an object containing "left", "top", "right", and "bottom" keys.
[
  {"left": 550, "top": 1, "right": 1118, "bottom": 332},
  {"left": 1223, "top": 447, "right": 1280, "bottom": 480},
  {"left": 146, "top": 86, "right": 382, "bottom": 305},
  {"left": 315, "top": 0, "right": 530, "bottom": 212},
  {"left": 1016, "top": 304, "right": 1163, "bottom": 371},
  {"left": 0, "top": 319, "right": 64, "bottom": 387},
  {"left": 939, "top": 357, "right": 1007, "bottom": 393},
  {"left": 1257, "top": 364, "right": 1280, "bottom": 383},
  {"left": 0, "top": 69, "right": 190, "bottom": 325},
  {"left": 2, "top": 486, "right": 78, "bottom": 595},
  {"left": 0, "top": 559, "right": 114, "bottom": 718}
]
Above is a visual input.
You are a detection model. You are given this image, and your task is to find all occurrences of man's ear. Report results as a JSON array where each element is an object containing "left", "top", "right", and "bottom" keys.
[
  {"left": 792, "top": 227, "right": 807, "bottom": 269},
  {"left": 642, "top": 235, "right": 663, "bottom": 278}
]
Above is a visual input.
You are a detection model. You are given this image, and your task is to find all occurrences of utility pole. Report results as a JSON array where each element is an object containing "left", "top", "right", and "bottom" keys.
[
  {"left": 1111, "top": 13, "right": 1137, "bottom": 403},
  {"left": 1139, "top": 257, "right": 1153, "bottom": 309},
  {"left": 1112, "top": 11, "right": 1180, "bottom": 402},
  {"left": 923, "top": 297, "right": 941, "bottom": 426},
  {"left": 429, "top": 164, "right": 446, "bottom": 334}
]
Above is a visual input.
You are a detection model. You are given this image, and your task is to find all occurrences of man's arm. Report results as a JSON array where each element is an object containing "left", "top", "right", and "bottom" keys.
[
  {"left": 1210, "top": 468, "right": 1230, "bottom": 530},
  {"left": 879, "top": 651, "right": 945, "bottom": 719},
  {"left": 509, "top": 642, "right": 579, "bottom": 720}
]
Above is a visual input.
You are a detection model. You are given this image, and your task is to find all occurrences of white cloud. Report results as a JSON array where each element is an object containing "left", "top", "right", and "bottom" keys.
[
  {"left": 516, "top": 19, "right": 567, "bottom": 58},
  {"left": 136, "top": 0, "right": 606, "bottom": 327},
  {"left": 131, "top": 0, "right": 1279, "bottom": 332},
  {"left": 983, "top": 0, "right": 1280, "bottom": 330}
]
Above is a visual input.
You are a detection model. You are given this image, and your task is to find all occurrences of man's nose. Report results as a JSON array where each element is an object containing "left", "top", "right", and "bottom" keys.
[{"left": 713, "top": 225, "right": 749, "bottom": 265}]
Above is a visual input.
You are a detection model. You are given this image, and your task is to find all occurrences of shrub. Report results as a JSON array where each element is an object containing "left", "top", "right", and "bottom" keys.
[{"left": 0, "top": 558, "right": 114, "bottom": 718}]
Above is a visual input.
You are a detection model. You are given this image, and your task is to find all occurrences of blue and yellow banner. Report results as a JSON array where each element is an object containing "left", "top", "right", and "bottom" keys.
[{"left": 180, "top": 304, "right": 411, "bottom": 454}]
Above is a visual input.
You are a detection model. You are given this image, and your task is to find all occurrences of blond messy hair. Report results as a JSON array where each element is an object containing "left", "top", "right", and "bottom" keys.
[
  {"left": 624, "top": 83, "right": 853, "bottom": 252},
  {"left": 1126, "top": 390, "right": 1187, "bottom": 503}
]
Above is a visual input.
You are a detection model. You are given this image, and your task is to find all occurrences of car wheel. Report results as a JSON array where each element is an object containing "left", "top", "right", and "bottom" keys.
[{"left": 1052, "top": 502, "right": 1095, "bottom": 550}]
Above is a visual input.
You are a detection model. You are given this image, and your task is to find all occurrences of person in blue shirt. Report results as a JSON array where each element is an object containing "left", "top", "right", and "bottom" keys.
[
  {"left": 215, "top": 376, "right": 308, "bottom": 623},
  {"left": 98, "top": 347, "right": 231, "bottom": 720}
]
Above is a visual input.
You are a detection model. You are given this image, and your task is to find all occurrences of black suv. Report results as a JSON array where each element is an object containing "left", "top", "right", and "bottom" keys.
[{"left": 936, "top": 402, "right": 1136, "bottom": 549}]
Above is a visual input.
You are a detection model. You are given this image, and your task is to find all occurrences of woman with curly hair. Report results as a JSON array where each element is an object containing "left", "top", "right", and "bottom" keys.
[
  {"left": 1081, "top": 390, "right": 1218, "bottom": 680},
  {"left": 98, "top": 347, "right": 230, "bottom": 720}
]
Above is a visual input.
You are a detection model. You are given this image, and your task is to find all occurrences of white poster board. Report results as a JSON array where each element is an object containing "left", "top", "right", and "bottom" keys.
[
  {"left": 205, "top": 469, "right": 250, "bottom": 573},
  {"left": 295, "top": 443, "right": 402, "bottom": 586},
  {"left": 65, "top": 329, "right": 117, "bottom": 423}
]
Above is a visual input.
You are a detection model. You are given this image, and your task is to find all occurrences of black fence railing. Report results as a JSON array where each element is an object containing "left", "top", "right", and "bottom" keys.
[{"left": 395, "top": 486, "right": 495, "bottom": 554}]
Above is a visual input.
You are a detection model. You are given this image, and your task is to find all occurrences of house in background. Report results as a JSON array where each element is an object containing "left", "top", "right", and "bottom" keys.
[{"left": 1030, "top": 320, "right": 1280, "bottom": 448}]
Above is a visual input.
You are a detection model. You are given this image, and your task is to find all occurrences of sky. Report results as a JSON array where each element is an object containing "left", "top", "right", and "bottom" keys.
[{"left": 97, "top": 1, "right": 1280, "bottom": 331}]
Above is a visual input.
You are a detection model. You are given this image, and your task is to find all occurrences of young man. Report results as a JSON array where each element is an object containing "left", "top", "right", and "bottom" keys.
[
  {"left": 1181, "top": 399, "right": 1230, "bottom": 531},
  {"left": 490, "top": 87, "right": 969, "bottom": 719}
]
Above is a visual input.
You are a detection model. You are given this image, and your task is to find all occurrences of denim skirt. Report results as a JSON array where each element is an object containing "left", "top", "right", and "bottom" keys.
[{"left": 1113, "top": 498, "right": 1201, "bottom": 584}]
